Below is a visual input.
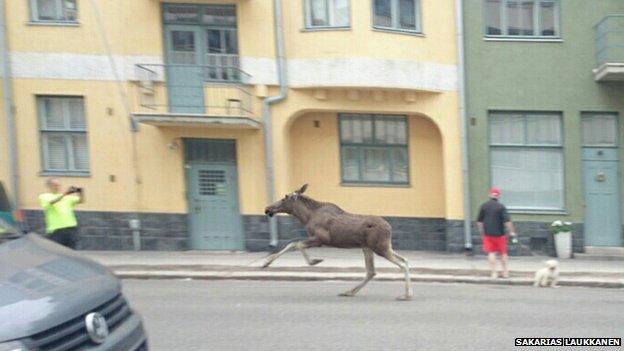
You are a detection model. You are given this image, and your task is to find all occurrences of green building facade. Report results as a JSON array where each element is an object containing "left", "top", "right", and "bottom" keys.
[{"left": 464, "top": 0, "right": 624, "bottom": 254}]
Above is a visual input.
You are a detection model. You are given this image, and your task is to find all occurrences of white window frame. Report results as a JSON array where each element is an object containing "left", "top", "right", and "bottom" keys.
[
  {"left": 38, "top": 96, "right": 90, "bottom": 174},
  {"left": 581, "top": 112, "right": 619, "bottom": 148},
  {"left": 484, "top": 0, "right": 560, "bottom": 39},
  {"left": 372, "top": 0, "right": 422, "bottom": 34},
  {"left": 304, "top": 0, "right": 350, "bottom": 29},
  {"left": 30, "top": 0, "right": 78, "bottom": 23},
  {"left": 488, "top": 111, "right": 565, "bottom": 211}
]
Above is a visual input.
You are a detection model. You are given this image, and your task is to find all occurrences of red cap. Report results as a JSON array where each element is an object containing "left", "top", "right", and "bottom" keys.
[{"left": 489, "top": 187, "right": 501, "bottom": 197}]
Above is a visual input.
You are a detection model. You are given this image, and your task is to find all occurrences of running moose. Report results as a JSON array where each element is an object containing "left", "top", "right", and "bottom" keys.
[{"left": 263, "top": 184, "right": 413, "bottom": 300}]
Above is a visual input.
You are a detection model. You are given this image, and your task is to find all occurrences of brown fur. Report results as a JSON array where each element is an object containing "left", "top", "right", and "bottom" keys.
[{"left": 262, "top": 184, "right": 413, "bottom": 300}]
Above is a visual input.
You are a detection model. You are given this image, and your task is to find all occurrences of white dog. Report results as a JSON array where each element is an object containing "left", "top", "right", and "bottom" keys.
[{"left": 533, "top": 259, "right": 559, "bottom": 288}]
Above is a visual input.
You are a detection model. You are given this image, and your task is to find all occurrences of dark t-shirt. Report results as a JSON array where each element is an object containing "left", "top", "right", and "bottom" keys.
[{"left": 477, "top": 198, "right": 510, "bottom": 237}]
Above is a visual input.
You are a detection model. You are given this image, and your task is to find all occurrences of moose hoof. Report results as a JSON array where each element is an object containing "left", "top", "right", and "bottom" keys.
[
  {"left": 338, "top": 292, "right": 355, "bottom": 297},
  {"left": 396, "top": 295, "right": 413, "bottom": 301},
  {"left": 310, "top": 258, "right": 324, "bottom": 266}
]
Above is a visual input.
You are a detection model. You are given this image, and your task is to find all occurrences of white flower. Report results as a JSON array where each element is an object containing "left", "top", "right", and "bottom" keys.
[
  {"left": 551, "top": 220, "right": 562, "bottom": 227},
  {"left": 564, "top": 221, "right": 572, "bottom": 226}
]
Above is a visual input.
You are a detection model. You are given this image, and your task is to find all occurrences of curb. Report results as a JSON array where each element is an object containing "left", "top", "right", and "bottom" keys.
[
  {"left": 106, "top": 264, "right": 623, "bottom": 278},
  {"left": 113, "top": 270, "right": 624, "bottom": 289}
]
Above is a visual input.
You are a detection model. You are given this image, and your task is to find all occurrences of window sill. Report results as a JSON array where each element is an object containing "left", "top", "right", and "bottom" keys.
[
  {"left": 27, "top": 21, "right": 81, "bottom": 27},
  {"left": 300, "top": 26, "right": 351, "bottom": 33},
  {"left": 341, "top": 182, "right": 410, "bottom": 188},
  {"left": 581, "top": 145, "right": 618, "bottom": 149},
  {"left": 484, "top": 37, "right": 563, "bottom": 43},
  {"left": 372, "top": 27, "right": 424, "bottom": 37},
  {"left": 508, "top": 209, "right": 568, "bottom": 215},
  {"left": 39, "top": 171, "right": 90, "bottom": 178}
]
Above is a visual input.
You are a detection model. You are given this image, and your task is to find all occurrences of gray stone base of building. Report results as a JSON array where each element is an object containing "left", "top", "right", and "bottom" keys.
[
  {"left": 23, "top": 210, "right": 188, "bottom": 250},
  {"left": 244, "top": 215, "right": 452, "bottom": 252},
  {"left": 465, "top": 221, "right": 584, "bottom": 257},
  {"left": 23, "top": 210, "right": 584, "bottom": 256}
]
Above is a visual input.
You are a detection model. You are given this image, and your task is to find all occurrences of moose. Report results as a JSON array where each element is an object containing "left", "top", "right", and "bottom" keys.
[{"left": 263, "top": 184, "right": 413, "bottom": 300}]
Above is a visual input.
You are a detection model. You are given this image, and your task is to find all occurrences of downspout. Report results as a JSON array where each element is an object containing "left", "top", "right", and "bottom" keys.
[
  {"left": 0, "top": 0, "right": 19, "bottom": 215},
  {"left": 264, "top": 0, "right": 287, "bottom": 248},
  {"left": 455, "top": 0, "right": 472, "bottom": 250}
]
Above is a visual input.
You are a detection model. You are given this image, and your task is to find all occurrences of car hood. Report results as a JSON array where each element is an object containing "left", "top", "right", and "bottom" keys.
[{"left": 0, "top": 234, "right": 121, "bottom": 342}]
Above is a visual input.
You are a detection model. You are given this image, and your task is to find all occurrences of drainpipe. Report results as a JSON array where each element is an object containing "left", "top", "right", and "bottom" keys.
[
  {"left": 455, "top": 0, "right": 473, "bottom": 251},
  {"left": 263, "top": 0, "right": 287, "bottom": 249},
  {"left": 0, "top": 0, "right": 20, "bottom": 216}
]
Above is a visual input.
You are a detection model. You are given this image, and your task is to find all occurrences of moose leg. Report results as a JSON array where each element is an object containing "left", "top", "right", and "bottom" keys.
[
  {"left": 262, "top": 242, "right": 299, "bottom": 268},
  {"left": 297, "top": 240, "right": 324, "bottom": 266},
  {"left": 383, "top": 250, "right": 413, "bottom": 301},
  {"left": 262, "top": 238, "right": 322, "bottom": 268},
  {"left": 339, "top": 248, "right": 375, "bottom": 297}
]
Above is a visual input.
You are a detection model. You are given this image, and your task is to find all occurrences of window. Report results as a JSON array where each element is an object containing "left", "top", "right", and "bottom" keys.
[
  {"left": 163, "top": 4, "right": 239, "bottom": 81},
  {"left": 339, "top": 114, "right": 409, "bottom": 184},
  {"left": 489, "top": 112, "right": 563, "bottom": 210},
  {"left": 305, "top": 0, "right": 350, "bottom": 28},
  {"left": 163, "top": 4, "right": 236, "bottom": 27},
  {"left": 485, "top": 0, "right": 559, "bottom": 38},
  {"left": 581, "top": 113, "right": 618, "bottom": 147},
  {"left": 31, "top": 0, "right": 77, "bottom": 22},
  {"left": 38, "top": 97, "right": 89, "bottom": 174},
  {"left": 373, "top": 0, "right": 421, "bottom": 33}
]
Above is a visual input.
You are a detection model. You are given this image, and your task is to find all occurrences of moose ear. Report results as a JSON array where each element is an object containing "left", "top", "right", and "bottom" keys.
[{"left": 297, "top": 183, "right": 308, "bottom": 194}]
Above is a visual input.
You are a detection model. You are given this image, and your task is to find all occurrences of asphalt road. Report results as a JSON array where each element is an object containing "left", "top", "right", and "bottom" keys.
[{"left": 123, "top": 279, "right": 624, "bottom": 351}]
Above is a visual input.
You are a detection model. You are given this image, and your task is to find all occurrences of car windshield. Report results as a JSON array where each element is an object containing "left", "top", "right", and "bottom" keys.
[{"left": 0, "top": 217, "right": 20, "bottom": 242}]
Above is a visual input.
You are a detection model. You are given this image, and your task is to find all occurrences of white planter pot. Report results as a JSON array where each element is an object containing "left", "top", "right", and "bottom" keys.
[{"left": 554, "top": 231, "right": 572, "bottom": 259}]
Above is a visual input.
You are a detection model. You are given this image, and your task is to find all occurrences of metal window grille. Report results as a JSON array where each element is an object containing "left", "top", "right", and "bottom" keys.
[{"left": 198, "top": 170, "right": 226, "bottom": 196}]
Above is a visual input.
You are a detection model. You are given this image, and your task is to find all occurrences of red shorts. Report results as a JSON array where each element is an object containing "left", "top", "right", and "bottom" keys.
[{"left": 483, "top": 235, "right": 507, "bottom": 254}]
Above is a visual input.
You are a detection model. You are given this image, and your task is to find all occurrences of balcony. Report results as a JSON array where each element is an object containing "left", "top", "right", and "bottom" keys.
[
  {"left": 594, "top": 15, "right": 624, "bottom": 81},
  {"left": 131, "top": 63, "right": 259, "bottom": 129}
]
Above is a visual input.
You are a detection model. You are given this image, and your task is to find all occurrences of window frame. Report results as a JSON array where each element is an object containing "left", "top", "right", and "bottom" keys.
[
  {"left": 488, "top": 110, "right": 565, "bottom": 211},
  {"left": 163, "top": 4, "right": 240, "bottom": 82},
  {"left": 580, "top": 111, "right": 619, "bottom": 148},
  {"left": 484, "top": 0, "right": 560, "bottom": 39},
  {"left": 37, "top": 96, "right": 90, "bottom": 175},
  {"left": 338, "top": 113, "right": 410, "bottom": 186},
  {"left": 372, "top": 0, "right": 422, "bottom": 35},
  {"left": 30, "top": 0, "right": 79, "bottom": 24},
  {"left": 304, "top": 0, "right": 351, "bottom": 30},
  {"left": 162, "top": 4, "right": 237, "bottom": 28}
]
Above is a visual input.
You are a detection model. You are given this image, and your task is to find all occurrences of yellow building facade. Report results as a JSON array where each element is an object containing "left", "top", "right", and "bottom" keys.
[{"left": 1, "top": 0, "right": 465, "bottom": 251}]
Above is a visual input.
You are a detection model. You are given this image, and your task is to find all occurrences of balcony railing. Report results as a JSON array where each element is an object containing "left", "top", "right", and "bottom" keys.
[
  {"left": 594, "top": 15, "right": 624, "bottom": 80},
  {"left": 132, "top": 63, "right": 254, "bottom": 119}
]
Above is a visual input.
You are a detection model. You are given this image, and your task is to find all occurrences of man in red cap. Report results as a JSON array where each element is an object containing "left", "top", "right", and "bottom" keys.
[{"left": 477, "top": 187, "right": 517, "bottom": 278}]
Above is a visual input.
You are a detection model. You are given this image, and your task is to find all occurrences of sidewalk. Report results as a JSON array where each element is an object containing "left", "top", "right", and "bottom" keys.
[{"left": 85, "top": 248, "right": 624, "bottom": 288}]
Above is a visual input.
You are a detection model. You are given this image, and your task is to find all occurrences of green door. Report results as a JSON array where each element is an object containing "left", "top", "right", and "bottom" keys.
[
  {"left": 582, "top": 148, "right": 622, "bottom": 247},
  {"left": 186, "top": 140, "right": 243, "bottom": 250},
  {"left": 164, "top": 25, "right": 204, "bottom": 114},
  {"left": 581, "top": 113, "right": 622, "bottom": 247}
]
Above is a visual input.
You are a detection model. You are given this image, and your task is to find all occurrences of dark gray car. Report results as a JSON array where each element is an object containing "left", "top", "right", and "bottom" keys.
[{"left": 0, "top": 219, "right": 148, "bottom": 350}]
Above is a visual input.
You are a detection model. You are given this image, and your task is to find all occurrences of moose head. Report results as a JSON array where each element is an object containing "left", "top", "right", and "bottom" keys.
[{"left": 264, "top": 184, "right": 308, "bottom": 217}]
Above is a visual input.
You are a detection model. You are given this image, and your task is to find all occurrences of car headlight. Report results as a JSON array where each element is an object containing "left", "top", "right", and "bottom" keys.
[{"left": 0, "top": 341, "right": 28, "bottom": 351}]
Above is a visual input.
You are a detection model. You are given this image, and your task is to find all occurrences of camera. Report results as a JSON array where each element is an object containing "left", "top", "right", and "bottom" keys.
[{"left": 69, "top": 186, "right": 83, "bottom": 194}]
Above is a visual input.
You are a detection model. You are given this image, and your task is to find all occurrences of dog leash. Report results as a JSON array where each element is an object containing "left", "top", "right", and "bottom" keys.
[{"left": 510, "top": 237, "right": 540, "bottom": 257}]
